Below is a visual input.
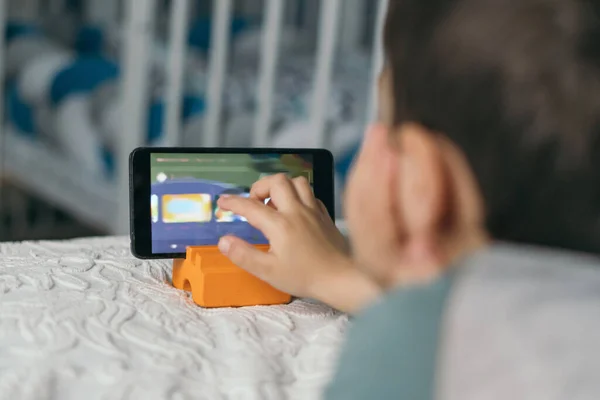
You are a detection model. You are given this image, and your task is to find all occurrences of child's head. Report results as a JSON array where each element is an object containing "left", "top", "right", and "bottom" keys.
[{"left": 345, "top": 0, "right": 600, "bottom": 286}]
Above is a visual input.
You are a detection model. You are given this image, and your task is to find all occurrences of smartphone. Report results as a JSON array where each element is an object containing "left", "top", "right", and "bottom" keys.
[{"left": 129, "top": 147, "right": 335, "bottom": 259}]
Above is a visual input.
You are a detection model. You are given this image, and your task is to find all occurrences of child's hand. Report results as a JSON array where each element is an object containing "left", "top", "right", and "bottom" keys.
[{"left": 217, "top": 174, "right": 380, "bottom": 314}]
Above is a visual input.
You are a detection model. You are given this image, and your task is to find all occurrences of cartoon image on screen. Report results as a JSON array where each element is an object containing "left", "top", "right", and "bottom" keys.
[
  {"left": 162, "top": 194, "right": 212, "bottom": 223},
  {"left": 151, "top": 195, "right": 159, "bottom": 223},
  {"left": 150, "top": 153, "right": 313, "bottom": 254},
  {"left": 214, "top": 193, "right": 249, "bottom": 222}
]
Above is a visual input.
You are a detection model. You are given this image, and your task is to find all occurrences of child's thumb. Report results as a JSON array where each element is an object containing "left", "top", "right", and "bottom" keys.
[{"left": 218, "top": 236, "right": 274, "bottom": 281}]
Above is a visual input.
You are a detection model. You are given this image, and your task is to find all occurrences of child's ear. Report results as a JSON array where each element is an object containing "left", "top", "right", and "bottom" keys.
[
  {"left": 393, "top": 124, "right": 447, "bottom": 262},
  {"left": 397, "top": 124, "right": 446, "bottom": 234}
]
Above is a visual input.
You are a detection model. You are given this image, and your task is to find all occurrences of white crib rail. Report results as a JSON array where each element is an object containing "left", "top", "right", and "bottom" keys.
[
  {"left": 202, "top": 0, "right": 233, "bottom": 147},
  {"left": 308, "top": 0, "right": 342, "bottom": 148},
  {"left": 116, "top": 0, "right": 156, "bottom": 234},
  {"left": 253, "top": 0, "right": 284, "bottom": 147},
  {"left": 164, "top": 0, "right": 191, "bottom": 147}
]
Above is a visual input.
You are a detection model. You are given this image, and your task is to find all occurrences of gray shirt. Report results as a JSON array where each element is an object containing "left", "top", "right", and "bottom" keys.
[{"left": 325, "top": 244, "right": 600, "bottom": 400}]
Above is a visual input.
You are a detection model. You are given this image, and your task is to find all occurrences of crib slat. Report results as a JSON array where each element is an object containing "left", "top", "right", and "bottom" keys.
[
  {"left": 368, "top": 0, "right": 388, "bottom": 123},
  {"left": 253, "top": 0, "right": 284, "bottom": 147},
  {"left": 202, "top": 0, "right": 233, "bottom": 147},
  {"left": 309, "top": 0, "right": 342, "bottom": 148},
  {"left": 164, "top": 0, "right": 191, "bottom": 147},
  {"left": 116, "top": 0, "right": 156, "bottom": 234}
]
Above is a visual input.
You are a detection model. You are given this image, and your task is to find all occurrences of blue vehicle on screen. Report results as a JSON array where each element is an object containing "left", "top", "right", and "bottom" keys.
[{"left": 151, "top": 178, "right": 267, "bottom": 254}]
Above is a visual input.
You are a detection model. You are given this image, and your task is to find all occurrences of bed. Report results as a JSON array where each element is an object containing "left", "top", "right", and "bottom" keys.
[{"left": 0, "top": 236, "right": 348, "bottom": 399}]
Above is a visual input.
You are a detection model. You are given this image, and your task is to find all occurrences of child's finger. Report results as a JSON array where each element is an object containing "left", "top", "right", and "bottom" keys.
[
  {"left": 250, "top": 174, "right": 300, "bottom": 211},
  {"left": 217, "top": 196, "right": 278, "bottom": 235},
  {"left": 292, "top": 176, "right": 318, "bottom": 209},
  {"left": 218, "top": 236, "right": 276, "bottom": 282}
]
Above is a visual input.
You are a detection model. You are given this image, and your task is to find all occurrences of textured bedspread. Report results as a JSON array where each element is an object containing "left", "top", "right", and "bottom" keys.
[{"left": 0, "top": 237, "right": 348, "bottom": 400}]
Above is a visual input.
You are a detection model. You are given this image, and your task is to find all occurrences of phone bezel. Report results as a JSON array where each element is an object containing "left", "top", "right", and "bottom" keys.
[{"left": 129, "top": 147, "right": 335, "bottom": 259}]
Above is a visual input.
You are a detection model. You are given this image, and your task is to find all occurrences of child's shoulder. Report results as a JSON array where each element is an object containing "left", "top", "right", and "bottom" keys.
[
  {"left": 440, "top": 244, "right": 600, "bottom": 398},
  {"left": 325, "top": 244, "right": 600, "bottom": 400},
  {"left": 325, "top": 272, "right": 455, "bottom": 400}
]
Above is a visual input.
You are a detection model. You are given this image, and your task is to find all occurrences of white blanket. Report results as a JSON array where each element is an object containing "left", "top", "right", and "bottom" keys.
[{"left": 0, "top": 237, "right": 347, "bottom": 400}]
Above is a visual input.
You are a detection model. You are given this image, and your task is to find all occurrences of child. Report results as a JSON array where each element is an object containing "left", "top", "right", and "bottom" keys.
[{"left": 217, "top": 0, "right": 600, "bottom": 398}]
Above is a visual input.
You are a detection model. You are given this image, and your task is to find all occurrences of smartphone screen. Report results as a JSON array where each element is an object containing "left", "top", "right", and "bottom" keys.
[
  {"left": 148, "top": 153, "right": 313, "bottom": 255},
  {"left": 130, "top": 147, "right": 333, "bottom": 259}
]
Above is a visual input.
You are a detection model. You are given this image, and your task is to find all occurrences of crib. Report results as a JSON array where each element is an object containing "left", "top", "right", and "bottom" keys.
[{"left": 0, "top": 0, "right": 387, "bottom": 237}]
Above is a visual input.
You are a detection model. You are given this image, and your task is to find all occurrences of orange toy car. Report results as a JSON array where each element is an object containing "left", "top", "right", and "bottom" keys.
[{"left": 171, "top": 245, "right": 291, "bottom": 308}]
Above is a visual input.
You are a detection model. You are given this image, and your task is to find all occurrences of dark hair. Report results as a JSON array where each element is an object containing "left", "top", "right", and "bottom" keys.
[{"left": 384, "top": 0, "right": 600, "bottom": 254}]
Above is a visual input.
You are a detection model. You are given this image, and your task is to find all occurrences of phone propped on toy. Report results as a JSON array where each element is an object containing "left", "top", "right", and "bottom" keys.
[{"left": 129, "top": 147, "right": 335, "bottom": 260}]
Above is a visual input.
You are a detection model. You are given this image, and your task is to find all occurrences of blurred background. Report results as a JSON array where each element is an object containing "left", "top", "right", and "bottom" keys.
[{"left": 0, "top": 0, "right": 385, "bottom": 242}]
